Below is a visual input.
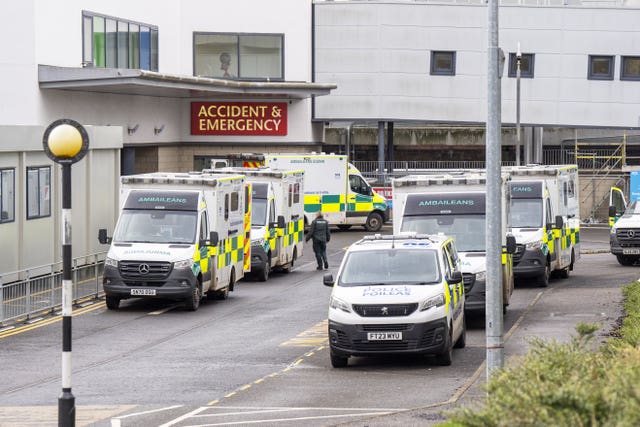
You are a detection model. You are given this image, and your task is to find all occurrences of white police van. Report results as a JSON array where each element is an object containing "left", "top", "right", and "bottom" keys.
[{"left": 323, "top": 233, "right": 466, "bottom": 368}]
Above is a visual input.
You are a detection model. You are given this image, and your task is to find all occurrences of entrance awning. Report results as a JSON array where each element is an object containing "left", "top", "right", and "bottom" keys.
[{"left": 38, "top": 65, "right": 336, "bottom": 100}]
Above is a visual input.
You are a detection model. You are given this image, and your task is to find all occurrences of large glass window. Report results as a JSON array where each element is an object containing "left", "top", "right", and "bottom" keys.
[
  {"left": 0, "top": 168, "right": 15, "bottom": 223},
  {"left": 26, "top": 166, "right": 51, "bottom": 220},
  {"left": 82, "top": 11, "right": 158, "bottom": 71},
  {"left": 508, "top": 53, "right": 535, "bottom": 78},
  {"left": 621, "top": 56, "right": 640, "bottom": 81},
  {"left": 588, "top": 55, "right": 614, "bottom": 80},
  {"left": 193, "top": 33, "right": 284, "bottom": 80}
]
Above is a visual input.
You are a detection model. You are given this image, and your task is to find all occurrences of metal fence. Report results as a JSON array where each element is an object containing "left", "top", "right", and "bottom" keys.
[{"left": 0, "top": 252, "right": 107, "bottom": 327}]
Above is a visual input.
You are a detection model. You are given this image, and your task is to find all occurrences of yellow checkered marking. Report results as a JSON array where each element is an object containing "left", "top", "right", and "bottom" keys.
[
  {"left": 217, "top": 235, "right": 244, "bottom": 270},
  {"left": 193, "top": 244, "right": 210, "bottom": 275},
  {"left": 304, "top": 194, "right": 345, "bottom": 213},
  {"left": 283, "top": 219, "right": 304, "bottom": 247},
  {"left": 561, "top": 227, "right": 580, "bottom": 250}
]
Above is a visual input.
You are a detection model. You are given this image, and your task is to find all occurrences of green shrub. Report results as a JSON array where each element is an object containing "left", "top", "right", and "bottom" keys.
[{"left": 442, "top": 281, "right": 640, "bottom": 427}]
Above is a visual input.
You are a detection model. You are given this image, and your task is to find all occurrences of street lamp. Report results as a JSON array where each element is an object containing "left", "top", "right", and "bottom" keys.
[
  {"left": 516, "top": 42, "right": 522, "bottom": 166},
  {"left": 43, "top": 119, "right": 89, "bottom": 427}
]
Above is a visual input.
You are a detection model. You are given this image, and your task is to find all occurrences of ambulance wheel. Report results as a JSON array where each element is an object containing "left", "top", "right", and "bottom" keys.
[
  {"left": 364, "top": 212, "right": 383, "bottom": 232},
  {"left": 330, "top": 351, "right": 348, "bottom": 368},
  {"left": 454, "top": 317, "right": 466, "bottom": 349},
  {"left": 185, "top": 283, "right": 201, "bottom": 311},
  {"left": 105, "top": 295, "right": 120, "bottom": 310},
  {"left": 337, "top": 225, "right": 352, "bottom": 231},
  {"left": 216, "top": 270, "right": 233, "bottom": 300},
  {"left": 257, "top": 258, "right": 270, "bottom": 282},
  {"left": 282, "top": 248, "right": 297, "bottom": 274},
  {"left": 536, "top": 263, "right": 550, "bottom": 287}
]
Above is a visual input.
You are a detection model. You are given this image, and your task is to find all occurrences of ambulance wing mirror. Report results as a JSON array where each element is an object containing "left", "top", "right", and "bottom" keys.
[
  {"left": 505, "top": 235, "right": 517, "bottom": 254},
  {"left": 98, "top": 228, "right": 112, "bottom": 245},
  {"left": 270, "top": 215, "right": 285, "bottom": 229},
  {"left": 447, "top": 271, "right": 463, "bottom": 285},
  {"left": 202, "top": 231, "right": 219, "bottom": 247},
  {"left": 609, "top": 205, "right": 617, "bottom": 217},
  {"left": 555, "top": 215, "right": 564, "bottom": 229},
  {"left": 323, "top": 272, "right": 335, "bottom": 287}
]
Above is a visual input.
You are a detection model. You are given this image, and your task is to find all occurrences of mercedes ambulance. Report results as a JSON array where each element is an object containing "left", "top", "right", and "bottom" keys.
[{"left": 98, "top": 172, "right": 248, "bottom": 311}]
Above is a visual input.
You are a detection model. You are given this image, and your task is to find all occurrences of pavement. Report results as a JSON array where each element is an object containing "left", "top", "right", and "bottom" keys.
[{"left": 332, "top": 224, "right": 618, "bottom": 427}]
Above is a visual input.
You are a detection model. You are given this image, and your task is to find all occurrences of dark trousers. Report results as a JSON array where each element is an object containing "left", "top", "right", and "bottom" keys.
[{"left": 312, "top": 239, "right": 328, "bottom": 267}]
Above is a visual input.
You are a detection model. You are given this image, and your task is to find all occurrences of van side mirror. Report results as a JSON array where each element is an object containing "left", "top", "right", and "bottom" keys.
[
  {"left": 447, "top": 271, "right": 463, "bottom": 284},
  {"left": 323, "top": 273, "right": 335, "bottom": 287},
  {"left": 98, "top": 228, "right": 112, "bottom": 245},
  {"left": 506, "top": 235, "right": 517, "bottom": 254},
  {"left": 555, "top": 215, "right": 564, "bottom": 229},
  {"left": 609, "top": 205, "right": 617, "bottom": 217},
  {"left": 277, "top": 215, "right": 285, "bottom": 228},
  {"left": 202, "top": 231, "right": 219, "bottom": 247}
]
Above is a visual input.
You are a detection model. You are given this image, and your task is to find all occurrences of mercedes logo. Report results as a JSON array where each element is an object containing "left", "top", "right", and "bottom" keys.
[
  {"left": 627, "top": 230, "right": 636, "bottom": 238},
  {"left": 381, "top": 306, "right": 389, "bottom": 315},
  {"left": 138, "top": 264, "right": 150, "bottom": 274}
]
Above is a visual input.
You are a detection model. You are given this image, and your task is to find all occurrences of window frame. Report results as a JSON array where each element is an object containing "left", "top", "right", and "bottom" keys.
[
  {"left": 82, "top": 10, "right": 158, "bottom": 71},
  {"left": 26, "top": 166, "right": 51, "bottom": 220},
  {"left": 508, "top": 52, "right": 535, "bottom": 78},
  {"left": 0, "top": 168, "right": 16, "bottom": 224},
  {"left": 588, "top": 55, "right": 615, "bottom": 80},
  {"left": 430, "top": 51, "right": 456, "bottom": 76},
  {"left": 192, "top": 32, "right": 285, "bottom": 81},
  {"left": 621, "top": 56, "right": 640, "bottom": 81}
]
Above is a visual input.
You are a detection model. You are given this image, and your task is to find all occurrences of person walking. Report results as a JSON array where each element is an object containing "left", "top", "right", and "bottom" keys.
[{"left": 306, "top": 211, "right": 330, "bottom": 270}]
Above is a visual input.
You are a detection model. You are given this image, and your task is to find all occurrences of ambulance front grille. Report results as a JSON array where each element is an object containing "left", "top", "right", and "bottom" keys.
[
  {"left": 352, "top": 304, "right": 418, "bottom": 317},
  {"left": 119, "top": 261, "right": 173, "bottom": 281},
  {"left": 615, "top": 229, "right": 640, "bottom": 246}
]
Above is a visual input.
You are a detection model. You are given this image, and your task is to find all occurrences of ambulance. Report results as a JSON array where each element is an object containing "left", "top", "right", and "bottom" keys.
[
  {"left": 98, "top": 172, "right": 248, "bottom": 311},
  {"left": 323, "top": 233, "right": 466, "bottom": 368},
  {"left": 608, "top": 186, "right": 640, "bottom": 266},
  {"left": 503, "top": 165, "right": 580, "bottom": 286},
  {"left": 203, "top": 167, "right": 305, "bottom": 281},
  {"left": 265, "top": 153, "right": 389, "bottom": 231},
  {"left": 392, "top": 172, "right": 515, "bottom": 315}
]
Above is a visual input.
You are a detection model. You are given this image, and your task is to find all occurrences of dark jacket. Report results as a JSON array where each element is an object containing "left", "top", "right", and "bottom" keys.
[{"left": 306, "top": 216, "right": 330, "bottom": 243}]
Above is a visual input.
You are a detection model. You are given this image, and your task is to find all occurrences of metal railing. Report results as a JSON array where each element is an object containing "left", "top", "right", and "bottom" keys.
[{"left": 0, "top": 252, "right": 107, "bottom": 327}]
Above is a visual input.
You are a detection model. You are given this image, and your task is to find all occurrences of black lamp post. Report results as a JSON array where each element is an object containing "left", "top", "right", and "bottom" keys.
[{"left": 43, "top": 119, "right": 89, "bottom": 427}]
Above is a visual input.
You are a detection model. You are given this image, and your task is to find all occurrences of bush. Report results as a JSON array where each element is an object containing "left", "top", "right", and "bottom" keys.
[{"left": 443, "top": 281, "right": 640, "bottom": 427}]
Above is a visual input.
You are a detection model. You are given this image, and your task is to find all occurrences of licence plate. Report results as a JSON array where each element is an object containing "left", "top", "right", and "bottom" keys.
[
  {"left": 131, "top": 288, "right": 156, "bottom": 296},
  {"left": 367, "top": 332, "right": 402, "bottom": 341},
  {"left": 622, "top": 249, "right": 640, "bottom": 255}
]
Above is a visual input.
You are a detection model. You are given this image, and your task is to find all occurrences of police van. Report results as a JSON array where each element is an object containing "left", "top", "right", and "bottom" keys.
[{"left": 322, "top": 233, "right": 466, "bottom": 368}]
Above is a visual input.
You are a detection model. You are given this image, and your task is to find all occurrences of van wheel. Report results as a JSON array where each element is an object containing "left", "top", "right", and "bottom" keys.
[
  {"left": 330, "top": 351, "right": 348, "bottom": 368},
  {"left": 257, "top": 256, "right": 270, "bottom": 281},
  {"left": 337, "top": 225, "right": 352, "bottom": 231},
  {"left": 364, "top": 212, "right": 383, "bottom": 232},
  {"left": 185, "top": 283, "right": 201, "bottom": 311},
  {"left": 435, "top": 327, "right": 453, "bottom": 366},
  {"left": 105, "top": 295, "right": 120, "bottom": 310},
  {"left": 216, "top": 270, "right": 233, "bottom": 300},
  {"left": 616, "top": 255, "right": 637, "bottom": 266},
  {"left": 454, "top": 317, "right": 466, "bottom": 349},
  {"left": 282, "top": 248, "right": 297, "bottom": 274},
  {"left": 536, "top": 263, "right": 550, "bottom": 287}
]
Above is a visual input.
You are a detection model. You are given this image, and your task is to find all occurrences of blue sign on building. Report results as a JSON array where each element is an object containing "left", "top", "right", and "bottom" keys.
[{"left": 631, "top": 170, "right": 640, "bottom": 202}]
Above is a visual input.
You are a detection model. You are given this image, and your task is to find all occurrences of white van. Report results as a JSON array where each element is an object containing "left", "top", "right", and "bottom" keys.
[{"left": 323, "top": 233, "right": 466, "bottom": 368}]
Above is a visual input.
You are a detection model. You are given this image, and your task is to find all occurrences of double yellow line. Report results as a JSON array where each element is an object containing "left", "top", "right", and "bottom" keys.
[{"left": 0, "top": 301, "right": 105, "bottom": 339}]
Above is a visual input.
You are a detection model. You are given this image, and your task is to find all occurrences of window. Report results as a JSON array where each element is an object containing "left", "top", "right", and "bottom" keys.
[
  {"left": 230, "top": 192, "right": 239, "bottom": 211},
  {"left": 82, "top": 11, "right": 158, "bottom": 71},
  {"left": 430, "top": 51, "right": 456, "bottom": 76},
  {"left": 288, "top": 184, "right": 293, "bottom": 208},
  {"left": 193, "top": 33, "right": 284, "bottom": 80},
  {"left": 293, "top": 183, "right": 300, "bottom": 204},
  {"left": 621, "top": 56, "right": 640, "bottom": 81},
  {"left": 224, "top": 194, "right": 229, "bottom": 220},
  {"left": 27, "top": 166, "right": 50, "bottom": 220},
  {"left": 508, "top": 53, "right": 535, "bottom": 78},
  {"left": 588, "top": 55, "right": 614, "bottom": 80},
  {"left": 1, "top": 168, "right": 15, "bottom": 223},
  {"left": 199, "top": 212, "right": 208, "bottom": 241}
]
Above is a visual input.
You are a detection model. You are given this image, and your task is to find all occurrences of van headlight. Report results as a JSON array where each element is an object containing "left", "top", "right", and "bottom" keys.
[
  {"left": 174, "top": 259, "right": 193, "bottom": 269},
  {"left": 104, "top": 257, "right": 118, "bottom": 268},
  {"left": 525, "top": 241, "right": 541, "bottom": 250},
  {"left": 419, "top": 294, "right": 445, "bottom": 311},
  {"left": 253, "top": 238, "right": 265, "bottom": 247},
  {"left": 475, "top": 271, "right": 486, "bottom": 282},
  {"left": 330, "top": 296, "right": 352, "bottom": 313}
]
